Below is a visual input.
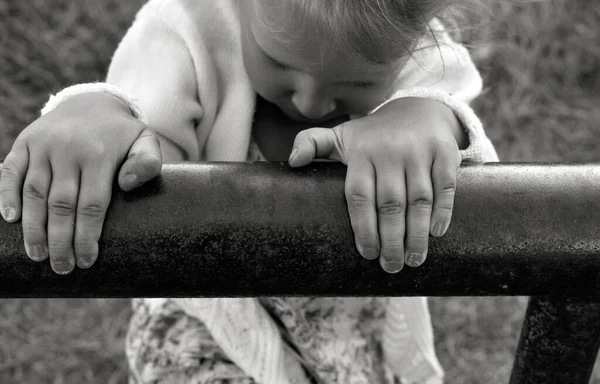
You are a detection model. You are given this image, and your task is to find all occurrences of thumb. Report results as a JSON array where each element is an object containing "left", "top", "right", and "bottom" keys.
[
  {"left": 118, "top": 128, "right": 163, "bottom": 191},
  {"left": 288, "top": 127, "right": 346, "bottom": 167}
]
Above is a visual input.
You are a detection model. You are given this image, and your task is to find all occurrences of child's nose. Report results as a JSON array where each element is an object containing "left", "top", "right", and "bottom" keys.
[{"left": 291, "top": 92, "right": 336, "bottom": 120}]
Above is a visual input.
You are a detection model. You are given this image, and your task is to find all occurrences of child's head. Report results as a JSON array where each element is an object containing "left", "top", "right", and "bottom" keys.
[{"left": 239, "top": 0, "right": 453, "bottom": 123}]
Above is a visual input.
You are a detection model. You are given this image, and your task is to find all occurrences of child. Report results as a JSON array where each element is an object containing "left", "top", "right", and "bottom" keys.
[{"left": 0, "top": 0, "right": 498, "bottom": 383}]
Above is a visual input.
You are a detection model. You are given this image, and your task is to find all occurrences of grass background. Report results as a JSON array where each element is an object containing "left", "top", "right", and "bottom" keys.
[{"left": 1, "top": 0, "right": 599, "bottom": 383}]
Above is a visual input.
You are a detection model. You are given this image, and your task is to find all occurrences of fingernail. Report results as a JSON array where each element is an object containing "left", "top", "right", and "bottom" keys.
[
  {"left": 433, "top": 222, "right": 445, "bottom": 237},
  {"left": 406, "top": 253, "right": 423, "bottom": 267},
  {"left": 52, "top": 260, "right": 73, "bottom": 275},
  {"left": 288, "top": 147, "right": 299, "bottom": 163},
  {"left": 25, "top": 244, "right": 47, "bottom": 261},
  {"left": 123, "top": 174, "right": 138, "bottom": 186},
  {"left": 78, "top": 257, "right": 92, "bottom": 268},
  {"left": 384, "top": 261, "right": 404, "bottom": 273},
  {"left": 4, "top": 207, "right": 16, "bottom": 221},
  {"left": 361, "top": 247, "right": 379, "bottom": 260}
]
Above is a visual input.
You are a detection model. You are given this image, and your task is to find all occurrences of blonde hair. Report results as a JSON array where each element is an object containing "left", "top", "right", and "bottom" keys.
[{"left": 255, "top": 0, "right": 460, "bottom": 65}]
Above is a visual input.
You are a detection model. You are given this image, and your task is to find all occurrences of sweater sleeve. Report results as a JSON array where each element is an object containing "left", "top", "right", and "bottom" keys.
[
  {"left": 41, "top": 1, "right": 204, "bottom": 162},
  {"left": 381, "top": 19, "right": 499, "bottom": 163},
  {"left": 104, "top": 2, "right": 203, "bottom": 161}
]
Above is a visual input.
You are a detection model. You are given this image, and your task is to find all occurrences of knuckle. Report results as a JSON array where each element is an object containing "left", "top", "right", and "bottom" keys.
[
  {"left": 437, "top": 179, "right": 457, "bottom": 192},
  {"left": 77, "top": 203, "right": 107, "bottom": 219},
  {"left": 86, "top": 143, "right": 109, "bottom": 160},
  {"left": 22, "top": 222, "right": 45, "bottom": 234},
  {"left": 23, "top": 183, "right": 47, "bottom": 201},
  {"left": 352, "top": 139, "right": 371, "bottom": 154},
  {"left": 48, "top": 199, "right": 76, "bottom": 216},
  {"left": 435, "top": 204, "right": 454, "bottom": 214},
  {"left": 409, "top": 195, "right": 433, "bottom": 209},
  {"left": 377, "top": 199, "right": 405, "bottom": 216},
  {"left": 434, "top": 137, "right": 459, "bottom": 151},
  {"left": 0, "top": 162, "right": 20, "bottom": 180},
  {"left": 346, "top": 192, "right": 373, "bottom": 209},
  {"left": 0, "top": 189, "right": 12, "bottom": 200},
  {"left": 47, "top": 238, "right": 72, "bottom": 251},
  {"left": 381, "top": 239, "right": 405, "bottom": 251}
]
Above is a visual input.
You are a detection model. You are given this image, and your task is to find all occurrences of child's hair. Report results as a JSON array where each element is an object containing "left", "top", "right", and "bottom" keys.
[{"left": 256, "top": 0, "right": 480, "bottom": 65}]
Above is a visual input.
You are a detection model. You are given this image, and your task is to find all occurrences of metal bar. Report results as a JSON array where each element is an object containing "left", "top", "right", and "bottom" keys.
[
  {"left": 0, "top": 162, "right": 599, "bottom": 298},
  {"left": 510, "top": 296, "right": 600, "bottom": 384}
]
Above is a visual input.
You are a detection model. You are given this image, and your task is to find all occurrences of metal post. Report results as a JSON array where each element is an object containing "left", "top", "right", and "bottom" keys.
[{"left": 510, "top": 296, "right": 600, "bottom": 384}]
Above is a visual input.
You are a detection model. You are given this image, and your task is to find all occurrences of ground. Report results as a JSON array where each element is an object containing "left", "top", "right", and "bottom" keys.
[{"left": 1, "top": 0, "right": 599, "bottom": 383}]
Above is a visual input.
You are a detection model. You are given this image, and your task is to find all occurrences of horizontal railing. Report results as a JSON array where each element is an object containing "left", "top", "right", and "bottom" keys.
[{"left": 0, "top": 162, "right": 599, "bottom": 298}]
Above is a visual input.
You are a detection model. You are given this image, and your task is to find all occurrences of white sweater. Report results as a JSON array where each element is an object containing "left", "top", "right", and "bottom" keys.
[{"left": 42, "top": 1, "right": 499, "bottom": 383}]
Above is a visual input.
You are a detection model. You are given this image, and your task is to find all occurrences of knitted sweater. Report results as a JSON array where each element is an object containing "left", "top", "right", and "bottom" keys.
[{"left": 41, "top": 1, "right": 499, "bottom": 383}]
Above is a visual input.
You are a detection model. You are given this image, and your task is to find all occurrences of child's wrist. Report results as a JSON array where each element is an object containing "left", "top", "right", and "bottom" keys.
[
  {"left": 428, "top": 100, "right": 469, "bottom": 150},
  {"left": 379, "top": 97, "right": 469, "bottom": 150},
  {"left": 379, "top": 87, "right": 481, "bottom": 152},
  {"left": 41, "top": 82, "right": 147, "bottom": 124}
]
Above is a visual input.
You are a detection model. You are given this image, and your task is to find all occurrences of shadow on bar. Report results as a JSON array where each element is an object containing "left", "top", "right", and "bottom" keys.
[{"left": 1, "top": 161, "right": 600, "bottom": 383}]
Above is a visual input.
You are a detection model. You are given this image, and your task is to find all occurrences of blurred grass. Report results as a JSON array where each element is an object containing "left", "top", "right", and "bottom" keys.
[{"left": 0, "top": 0, "right": 599, "bottom": 383}]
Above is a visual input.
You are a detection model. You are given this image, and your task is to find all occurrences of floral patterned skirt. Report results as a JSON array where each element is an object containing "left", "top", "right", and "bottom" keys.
[{"left": 125, "top": 297, "right": 399, "bottom": 384}]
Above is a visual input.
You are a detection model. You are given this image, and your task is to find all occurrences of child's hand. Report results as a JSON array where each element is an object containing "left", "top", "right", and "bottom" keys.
[
  {"left": 0, "top": 92, "right": 162, "bottom": 274},
  {"left": 288, "top": 98, "right": 463, "bottom": 273}
]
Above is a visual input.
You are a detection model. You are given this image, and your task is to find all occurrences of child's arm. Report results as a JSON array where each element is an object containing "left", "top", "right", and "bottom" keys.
[
  {"left": 103, "top": 0, "right": 204, "bottom": 163},
  {"left": 0, "top": 0, "right": 204, "bottom": 274},
  {"left": 42, "top": 0, "right": 205, "bottom": 164}
]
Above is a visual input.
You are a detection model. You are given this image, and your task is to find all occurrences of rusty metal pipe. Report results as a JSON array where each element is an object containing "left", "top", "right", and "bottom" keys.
[
  {"left": 0, "top": 162, "right": 599, "bottom": 298},
  {"left": 510, "top": 296, "right": 600, "bottom": 384}
]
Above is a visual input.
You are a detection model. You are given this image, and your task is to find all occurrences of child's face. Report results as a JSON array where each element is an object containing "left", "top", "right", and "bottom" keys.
[{"left": 240, "top": 0, "right": 405, "bottom": 124}]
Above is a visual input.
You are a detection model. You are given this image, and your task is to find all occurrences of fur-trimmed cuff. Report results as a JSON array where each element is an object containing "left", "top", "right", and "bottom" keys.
[
  {"left": 40, "top": 82, "right": 148, "bottom": 124},
  {"left": 379, "top": 87, "right": 498, "bottom": 163}
]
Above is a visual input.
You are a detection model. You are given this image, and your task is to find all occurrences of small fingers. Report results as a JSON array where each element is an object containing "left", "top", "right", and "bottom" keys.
[
  {"left": 46, "top": 161, "right": 80, "bottom": 275},
  {"left": 118, "top": 129, "right": 162, "bottom": 192},
  {"left": 404, "top": 165, "right": 434, "bottom": 268},
  {"left": 345, "top": 159, "right": 379, "bottom": 260},
  {"left": 21, "top": 155, "right": 51, "bottom": 262},
  {"left": 429, "top": 151, "right": 460, "bottom": 238},
  {"left": 74, "top": 164, "right": 113, "bottom": 269},
  {"left": 0, "top": 145, "right": 30, "bottom": 222},
  {"left": 376, "top": 168, "right": 407, "bottom": 274}
]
